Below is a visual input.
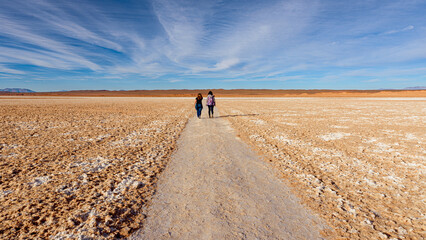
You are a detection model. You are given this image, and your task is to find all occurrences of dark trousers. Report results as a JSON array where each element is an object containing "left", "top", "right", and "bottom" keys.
[{"left": 208, "top": 105, "right": 214, "bottom": 117}]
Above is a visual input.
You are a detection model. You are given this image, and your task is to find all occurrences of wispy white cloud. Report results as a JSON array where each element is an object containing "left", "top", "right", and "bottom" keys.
[
  {"left": 384, "top": 25, "right": 414, "bottom": 35},
  {"left": 168, "top": 79, "right": 184, "bottom": 83},
  {"left": 362, "top": 79, "right": 380, "bottom": 83},
  {"left": 0, "top": 65, "right": 26, "bottom": 74},
  {"left": 149, "top": 0, "right": 319, "bottom": 73},
  {"left": 317, "top": 66, "right": 426, "bottom": 86},
  {"left": 152, "top": 0, "right": 208, "bottom": 58},
  {"left": 214, "top": 58, "right": 240, "bottom": 70},
  {"left": 220, "top": 75, "right": 305, "bottom": 82},
  {"left": 0, "top": 13, "right": 102, "bottom": 71},
  {"left": 190, "top": 58, "right": 240, "bottom": 72},
  {"left": 22, "top": 0, "right": 123, "bottom": 51}
]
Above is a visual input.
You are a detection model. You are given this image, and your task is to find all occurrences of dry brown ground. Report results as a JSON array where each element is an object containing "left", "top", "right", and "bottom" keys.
[
  {"left": 1, "top": 89, "right": 425, "bottom": 98},
  {"left": 220, "top": 98, "right": 425, "bottom": 239},
  {"left": 0, "top": 97, "right": 192, "bottom": 239},
  {"left": 1, "top": 96, "right": 425, "bottom": 239},
  {"left": 130, "top": 108, "right": 329, "bottom": 240}
]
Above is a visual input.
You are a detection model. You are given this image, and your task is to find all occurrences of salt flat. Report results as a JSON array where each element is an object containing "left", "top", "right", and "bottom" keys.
[
  {"left": 131, "top": 109, "right": 329, "bottom": 240},
  {"left": 0, "top": 97, "right": 192, "bottom": 239},
  {"left": 220, "top": 98, "right": 425, "bottom": 239},
  {"left": 1, "top": 96, "right": 424, "bottom": 239}
]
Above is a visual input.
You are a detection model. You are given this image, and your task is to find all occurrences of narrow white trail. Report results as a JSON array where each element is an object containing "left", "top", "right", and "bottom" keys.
[{"left": 130, "top": 108, "right": 329, "bottom": 240}]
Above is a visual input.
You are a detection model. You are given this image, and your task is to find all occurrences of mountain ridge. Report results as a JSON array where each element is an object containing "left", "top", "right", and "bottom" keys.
[{"left": 0, "top": 88, "right": 35, "bottom": 93}]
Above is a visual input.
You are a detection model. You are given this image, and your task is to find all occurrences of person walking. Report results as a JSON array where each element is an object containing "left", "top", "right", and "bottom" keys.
[
  {"left": 195, "top": 93, "right": 203, "bottom": 118},
  {"left": 206, "top": 91, "right": 216, "bottom": 118}
]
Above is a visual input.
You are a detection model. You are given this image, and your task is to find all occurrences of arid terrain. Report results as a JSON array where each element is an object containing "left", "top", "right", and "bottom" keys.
[
  {"left": 1, "top": 96, "right": 425, "bottom": 239},
  {"left": 220, "top": 98, "right": 425, "bottom": 239},
  {"left": 1, "top": 89, "right": 425, "bottom": 98},
  {"left": 0, "top": 97, "right": 192, "bottom": 239},
  {"left": 130, "top": 108, "right": 330, "bottom": 240}
]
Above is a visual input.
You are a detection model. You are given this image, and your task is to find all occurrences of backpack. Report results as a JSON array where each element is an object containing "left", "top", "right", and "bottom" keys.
[{"left": 207, "top": 95, "right": 215, "bottom": 106}]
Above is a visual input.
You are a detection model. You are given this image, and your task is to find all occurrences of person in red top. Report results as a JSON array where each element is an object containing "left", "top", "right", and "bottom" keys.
[{"left": 206, "top": 91, "right": 216, "bottom": 118}]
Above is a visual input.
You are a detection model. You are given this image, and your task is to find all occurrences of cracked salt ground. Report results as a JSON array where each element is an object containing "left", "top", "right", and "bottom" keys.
[
  {"left": 130, "top": 108, "right": 330, "bottom": 239},
  {"left": 2, "top": 96, "right": 424, "bottom": 239},
  {"left": 219, "top": 98, "right": 426, "bottom": 239},
  {"left": 0, "top": 97, "right": 193, "bottom": 239},
  {"left": 319, "top": 132, "right": 351, "bottom": 141}
]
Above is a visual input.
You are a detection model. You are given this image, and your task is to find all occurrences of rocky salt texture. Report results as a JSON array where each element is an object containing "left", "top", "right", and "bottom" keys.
[
  {"left": 220, "top": 98, "right": 425, "bottom": 239},
  {"left": 0, "top": 97, "right": 192, "bottom": 239}
]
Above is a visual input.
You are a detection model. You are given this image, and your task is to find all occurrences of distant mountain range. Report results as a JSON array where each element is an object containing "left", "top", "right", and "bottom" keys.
[
  {"left": 377, "top": 86, "right": 426, "bottom": 90},
  {"left": 403, "top": 86, "right": 426, "bottom": 90},
  {"left": 0, "top": 88, "right": 35, "bottom": 93}
]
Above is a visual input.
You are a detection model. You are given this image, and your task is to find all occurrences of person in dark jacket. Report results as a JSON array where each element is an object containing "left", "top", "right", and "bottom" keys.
[
  {"left": 206, "top": 91, "right": 216, "bottom": 118},
  {"left": 195, "top": 93, "right": 203, "bottom": 118}
]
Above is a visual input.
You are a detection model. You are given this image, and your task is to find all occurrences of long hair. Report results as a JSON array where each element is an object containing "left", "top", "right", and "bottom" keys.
[{"left": 197, "top": 93, "right": 203, "bottom": 100}]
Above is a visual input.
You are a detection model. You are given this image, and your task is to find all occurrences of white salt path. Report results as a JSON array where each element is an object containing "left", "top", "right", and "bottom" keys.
[{"left": 130, "top": 109, "right": 329, "bottom": 240}]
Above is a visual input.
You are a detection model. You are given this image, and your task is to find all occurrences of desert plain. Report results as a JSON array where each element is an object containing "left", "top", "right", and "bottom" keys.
[
  {"left": 0, "top": 94, "right": 425, "bottom": 239},
  {"left": 220, "top": 98, "right": 425, "bottom": 239},
  {"left": 0, "top": 97, "right": 192, "bottom": 239}
]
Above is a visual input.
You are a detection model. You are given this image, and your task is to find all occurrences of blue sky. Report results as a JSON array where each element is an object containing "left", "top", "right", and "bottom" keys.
[{"left": 0, "top": 0, "right": 425, "bottom": 91}]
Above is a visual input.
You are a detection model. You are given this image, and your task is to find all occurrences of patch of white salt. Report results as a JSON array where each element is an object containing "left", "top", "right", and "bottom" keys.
[
  {"left": 319, "top": 132, "right": 351, "bottom": 141},
  {"left": 250, "top": 119, "right": 266, "bottom": 125},
  {"left": 332, "top": 125, "right": 349, "bottom": 129},
  {"left": 249, "top": 134, "right": 266, "bottom": 143},
  {"left": 28, "top": 176, "right": 50, "bottom": 187},
  {"left": 404, "top": 133, "right": 417, "bottom": 141}
]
